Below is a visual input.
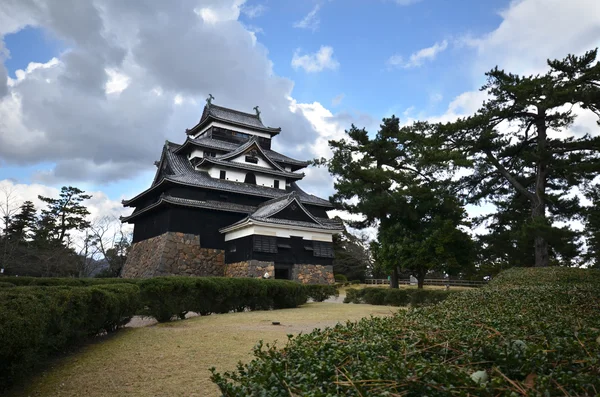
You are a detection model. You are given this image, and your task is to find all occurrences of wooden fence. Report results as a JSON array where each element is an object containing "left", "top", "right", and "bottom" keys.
[{"left": 365, "top": 278, "right": 487, "bottom": 287}]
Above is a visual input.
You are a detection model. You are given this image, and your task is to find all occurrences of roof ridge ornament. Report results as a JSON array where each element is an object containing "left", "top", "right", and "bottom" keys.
[
  {"left": 206, "top": 93, "right": 215, "bottom": 106},
  {"left": 253, "top": 105, "right": 261, "bottom": 121}
]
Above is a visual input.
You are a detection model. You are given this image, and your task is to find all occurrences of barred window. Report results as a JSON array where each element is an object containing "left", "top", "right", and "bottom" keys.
[
  {"left": 253, "top": 235, "right": 277, "bottom": 253},
  {"left": 313, "top": 241, "right": 334, "bottom": 258}
]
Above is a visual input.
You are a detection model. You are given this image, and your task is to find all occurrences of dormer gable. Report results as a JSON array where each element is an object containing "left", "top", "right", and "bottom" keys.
[
  {"left": 253, "top": 193, "right": 321, "bottom": 225},
  {"left": 217, "top": 138, "right": 285, "bottom": 172}
]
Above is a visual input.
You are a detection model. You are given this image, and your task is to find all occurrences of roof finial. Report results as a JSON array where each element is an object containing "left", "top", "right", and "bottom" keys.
[
  {"left": 253, "top": 105, "right": 261, "bottom": 121},
  {"left": 206, "top": 93, "right": 215, "bottom": 106}
]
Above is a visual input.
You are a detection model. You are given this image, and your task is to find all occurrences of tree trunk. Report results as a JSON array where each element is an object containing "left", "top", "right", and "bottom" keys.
[
  {"left": 533, "top": 114, "right": 549, "bottom": 267},
  {"left": 532, "top": 201, "right": 549, "bottom": 267},
  {"left": 417, "top": 270, "right": 425, "bottom": 289},
  {"left": 390, "top": 266, "right": 399, "bottom": 289}
]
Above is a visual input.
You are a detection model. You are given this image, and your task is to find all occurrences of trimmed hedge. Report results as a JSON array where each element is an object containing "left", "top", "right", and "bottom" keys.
[
  {"left": 137, "top": 277, "right": 313, "bottom": 322},
  {"left": 0, "top": 276, "right": 137, "bottom": 286},
  {"left": 334, "top": 274, "right": 348, "bottom": 283},
  {"left": 0, "top": 276, "right": 336, "bottom": 390},
  {"left": 0, "top": 283, "right": 140, "bottom": 390},
  {"left": 211, "top": 267, "right": 600, "bottom": 396},
  {"left": 344, "top": 286, "right": 456, "bottom": 306},
  {"left": 305, "top": 284, "right": 339, "bottom": 302}
]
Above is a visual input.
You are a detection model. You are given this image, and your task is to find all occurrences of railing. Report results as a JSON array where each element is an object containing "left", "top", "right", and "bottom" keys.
[{"left": 365, "top": 279, "right": 487, "bottom": 287}]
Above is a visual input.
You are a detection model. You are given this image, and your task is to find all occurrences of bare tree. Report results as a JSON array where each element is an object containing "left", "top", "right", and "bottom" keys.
[
  {"left": 0, "top": 184, "right": 21, "bottom": 271},
  {"left": 0, "top": 184, "right": 20, "bottom": 234},
  {"left": 77, "top": 216, "right": 131, "bottom": 277}
]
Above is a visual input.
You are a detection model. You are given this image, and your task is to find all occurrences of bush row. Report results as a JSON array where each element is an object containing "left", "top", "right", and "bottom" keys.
[
  {"left": 0, "top": 276, "right": 137, "bottom": 286},
  {"left": 0, "top": 276, "right": 337, "bottom": 391},
  {"left": 0, "top": 284, "right": 140, "bottom": 390},
  {"left": 211, "top": 267, "right": 600, "bottom": 396},
  {"left": 343, "top": 286, "right": 457, "bottom": 306},
  {"left": 138, "top": 277, "right": 314, "bottom": 322}
]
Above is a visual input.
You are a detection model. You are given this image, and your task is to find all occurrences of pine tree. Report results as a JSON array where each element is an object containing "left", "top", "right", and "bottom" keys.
[
  {"left": 6, "top": 201, "right": 37, "bottom": 241},
  {"left": 37, "top": 186, "right": 92, "bottom": 245},
  {"left": 438, "top": 49, "right": 600, "bottom": 267},
  {"left": 322, "top": 117, "right": 473, "bottom": 288}
]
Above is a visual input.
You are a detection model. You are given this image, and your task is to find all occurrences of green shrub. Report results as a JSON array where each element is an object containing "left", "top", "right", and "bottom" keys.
[
  {"left": 334, "top": 274, "right": 348, "bottom": 283},
  {"left": 0, "top": 283, "right": 140, "bottom": 390},
  {"left": 304, "top": 284, "right": 338, "bottom": 302},
  {"left": 343, "top": 287, "right": 456, "bottom": 307},
  {"left": 0, "top": 282, "right": 15, "bottom": 288},
  {"left": 349, "top": 280, "right": 360, "bottom": 285},
  {"left": 489, "top": 266, "right": 600, "bottom": 287},
  {"left": 212, "top": 267, "right": 600, "bottom": 396},
  {"left": 1, "top": 276, "right": 137, "bottom": 287},
  {"left": 137, "top": 277, "right": 311, "bottom": 322}
]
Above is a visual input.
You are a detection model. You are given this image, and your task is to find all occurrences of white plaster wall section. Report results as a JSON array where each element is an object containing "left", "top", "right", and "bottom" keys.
[
  {"left": 207, "top": 167, "right": 245, "bottom": 182},
  {"left": 189, "top": 148, "right": 204, "bottom": 159},
  {"left": 231, "top": 153, "right": 272, "bottom": 169},
  {"left": 223, "top": 224, "right": 334, "bottom": 242},
  {"left": 256, "top": 174, "right": 285, "bottom": 189}
]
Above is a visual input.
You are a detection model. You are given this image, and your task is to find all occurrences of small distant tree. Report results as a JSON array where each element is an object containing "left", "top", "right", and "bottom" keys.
[
  {"left": 6, "top": 201, "right": 37, "bottom": 242},
  {"left": 332, "top": 227, "right": 372, "bottom": 281},
  {"left": 374, "top": 184, "right": 474, "bottom": 288}
]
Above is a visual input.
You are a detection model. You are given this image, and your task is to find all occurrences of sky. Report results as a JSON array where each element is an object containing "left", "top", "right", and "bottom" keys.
[{"left": 0, "top": 0, "right": 599, "bottom": 228}]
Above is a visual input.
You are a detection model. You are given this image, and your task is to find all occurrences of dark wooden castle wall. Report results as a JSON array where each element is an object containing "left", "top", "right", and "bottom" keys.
[
  {"left": 225, "top": 235, "right": 333, "bottom": 266},
  {"left": 168, "top": 207, "right": 246, "bottom": 249},
  {"left": 132, "top": 209, "right": 170, "bottom": 243},
  {"left": 132, "top": 206, "right": 245, "bottom": 248}
]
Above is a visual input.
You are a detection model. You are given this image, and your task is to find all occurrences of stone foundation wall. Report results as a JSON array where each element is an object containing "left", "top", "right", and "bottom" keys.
[
  {"left": 293, "top": 264, "right": 335, "bottom": 285},
  {"left": 121, "top": 232, "right": 225, "bottom": 278},
  {"left": 225, "top": 260, "right": 274, "bottom": 278}
]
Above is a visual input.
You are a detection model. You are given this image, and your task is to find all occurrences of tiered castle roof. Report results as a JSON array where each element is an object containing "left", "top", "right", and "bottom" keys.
[{"left": 122, "top": 101, "right": 337, "bottom": 226}]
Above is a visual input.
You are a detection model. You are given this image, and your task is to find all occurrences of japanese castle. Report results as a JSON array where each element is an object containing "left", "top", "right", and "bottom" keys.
[{"left": 120, "top": 99, "right": 342, "bottom": 284}]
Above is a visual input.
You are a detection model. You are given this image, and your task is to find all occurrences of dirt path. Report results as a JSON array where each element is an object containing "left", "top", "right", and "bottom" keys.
[{"left": 10, "top": 302, "right": 395, "bottom": 397}]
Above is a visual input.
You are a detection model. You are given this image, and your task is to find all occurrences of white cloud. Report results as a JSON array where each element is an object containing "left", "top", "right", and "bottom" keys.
[
  {"left": 387, "top": 40, "right": 448, "bottom": 69},
  {"left": 0, "top": 0, "right": 332, "bottom": 186},
  {"left": 241, "top": 4, "right": 267, "bottom": 19},
  {"left": 104, "top": 68, "right": 130, "bottom": 95},
  {"left": 332, "top": 93, "right": 344, "bottom": 107},
  {"left": 466, "top": 0, "right": 600, "bottom": 76},
  {"left": 292, "top": 46, "right": 339, "bottom": 73},
  {"left": 429, "top": 92, "right": 443, "bottom": 103},
  {"left": 293, "top": 4, "right": 321, "bottom": 32}
]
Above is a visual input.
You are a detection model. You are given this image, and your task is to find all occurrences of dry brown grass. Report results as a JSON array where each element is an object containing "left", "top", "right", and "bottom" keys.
[{"left": 10, "top": 303, "right": 394, "bottom": 397}]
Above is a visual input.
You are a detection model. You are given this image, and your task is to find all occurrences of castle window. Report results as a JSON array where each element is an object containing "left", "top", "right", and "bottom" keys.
[
  {"left": 253, "top": 236, "right": 277, "bottom": 253},
  {"left": 274, "top": 180, "right": 279, "bottom": 189},
  {"left": 245, "top": 155, "right": 258, "bottom": 164},
  {"left": 244, "top": 172, "right": 256, "bottom": 185},
  {"left": 220, "top": 170, "right": 226, "bottom": 179},
  {"left": 313, "top": 241, "right": 334, "bottom": 258}
]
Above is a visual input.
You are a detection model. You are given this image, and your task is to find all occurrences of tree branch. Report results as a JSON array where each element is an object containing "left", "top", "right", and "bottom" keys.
[{"left": 484, "top": 149, "right": 535, "bottom": 201}]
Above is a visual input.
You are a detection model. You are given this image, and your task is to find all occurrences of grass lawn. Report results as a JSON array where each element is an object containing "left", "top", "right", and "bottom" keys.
[{"left": 9, "top": 302, "right": 394, "bottom": 397}]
